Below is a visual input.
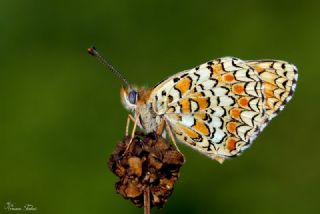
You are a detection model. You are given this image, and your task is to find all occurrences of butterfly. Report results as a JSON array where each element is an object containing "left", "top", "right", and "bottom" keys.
[{"left": 88, "top": 46, "right": 298, "bottom": 163}]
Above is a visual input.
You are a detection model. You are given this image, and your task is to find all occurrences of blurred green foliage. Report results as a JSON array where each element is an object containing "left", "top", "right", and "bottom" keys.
[{"left": 1, "top": 0, "right": 319, "bottom": 213}]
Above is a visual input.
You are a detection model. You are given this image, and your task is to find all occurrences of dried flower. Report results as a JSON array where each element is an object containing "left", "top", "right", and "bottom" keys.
[{"left": 108, "top": 132, "right": 184, "bottom": 208}]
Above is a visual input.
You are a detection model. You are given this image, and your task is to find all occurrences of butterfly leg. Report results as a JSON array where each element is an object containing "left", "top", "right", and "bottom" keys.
[
  {"left": 125, "top": 114, "right": 135, "bottom": 136},
  {"left": 164, "top": 118, "right": 182, "bottom": 154},
  {"left": 123, "top": 113, "right": 139, "bottom": 154},
  {"left": 130, "top": 115, "right": 139, "bottom": 141},
  {"left": 156, "top": 119, "right": 165, "bottom": 135}
]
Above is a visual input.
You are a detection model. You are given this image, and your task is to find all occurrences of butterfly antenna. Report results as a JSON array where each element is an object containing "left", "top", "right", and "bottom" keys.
[{"left": 87, "top": 46, "right": 130, "bottom": 86}]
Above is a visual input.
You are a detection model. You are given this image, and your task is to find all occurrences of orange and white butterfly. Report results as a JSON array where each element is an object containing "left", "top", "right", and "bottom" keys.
[{"left": 88, "top": 46, "right": 298, "bottom": 163}]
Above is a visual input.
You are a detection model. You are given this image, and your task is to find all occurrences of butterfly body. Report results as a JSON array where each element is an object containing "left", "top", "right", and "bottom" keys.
[{"left": 120, "top": 57, "right": 298, "bottom": 163}]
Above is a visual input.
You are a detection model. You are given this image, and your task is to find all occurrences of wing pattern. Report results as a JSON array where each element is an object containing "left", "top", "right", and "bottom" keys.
[
  {"left": 149, "top": 57, "right": 297, "bottom": 161},
  {"left": 246, "top": 60, "right": 298, "bottom": 122}
]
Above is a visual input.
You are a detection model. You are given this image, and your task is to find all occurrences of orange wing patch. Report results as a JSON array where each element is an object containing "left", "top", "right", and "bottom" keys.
[
  {"left": 251, "top": 65, "right": 265, "bottom": 73},
  {"left": 232, "top": 84, "right": 245, "bottom": 94},
  {"left": 192, "top": 120, "right": 210, "bottom": 136},
  {"left": 192, "top": 97, "right": 210, "bottom": 110},
  {"left": 226, "top": 138, "right": 237, "bottom": 151},
  {"left": 230, "top": 108, "right": 241, "bottom": 120},
  {"left": 264, "top": 82, "right": 277, "bottom": 98},
  {"left": 194, "top": 112, "right": 207, "bottom": 120},
  {"left": 227, "top": 122, "right": 237, "bottom": 134},
  {"left": 212, "top": 64, "right": 223, "bottom": 75},
  {"left": 178, "top": 124, "right": 201, "bottom": 140},
  {"left": 191, "top": 91, "right": 205, "bottom": 98},
  {"left": 238, "top": 97, "right": 249, "bottom": 108},
  {"left": 179, "top": 99, "right": 191, "bottom": 113},
  {"left": 223, "top": 73, "right": 235, "bottom": 82},
  {"left": 175, "top": 77, "right": 192, "bottom": 96}
]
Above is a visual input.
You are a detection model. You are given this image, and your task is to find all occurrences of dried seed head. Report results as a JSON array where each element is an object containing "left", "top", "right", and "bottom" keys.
[{"left": 108, "top": 132, "right": 185, "bottom": 208}]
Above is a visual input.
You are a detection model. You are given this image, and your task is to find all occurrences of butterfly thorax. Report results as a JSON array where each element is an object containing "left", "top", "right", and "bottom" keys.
[{"left": 121, "top": 87, "right": 162, "bottom": 133}]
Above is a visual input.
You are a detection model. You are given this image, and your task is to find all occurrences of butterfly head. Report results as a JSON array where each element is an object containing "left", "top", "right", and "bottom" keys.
[
  {"left": 120, "top": 86, "right": 138, "bottom": 111},
  {"left": 88, "top": 46, "right": 151, "bottom": 112}
]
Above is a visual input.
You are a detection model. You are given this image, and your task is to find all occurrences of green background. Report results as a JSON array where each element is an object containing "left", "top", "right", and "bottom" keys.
[{"left": 1, "top": 0, "right": 319, "bottom": 213}]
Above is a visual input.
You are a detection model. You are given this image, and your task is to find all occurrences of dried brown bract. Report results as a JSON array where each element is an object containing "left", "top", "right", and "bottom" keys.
[{"left": 108, "top": 132, "right": 185, "bottom": 208}]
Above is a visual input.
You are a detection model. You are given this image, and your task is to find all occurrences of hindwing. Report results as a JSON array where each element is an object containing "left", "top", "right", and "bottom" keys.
[{"left": 149, "top": 57, "right": 267, "bottom": 160}]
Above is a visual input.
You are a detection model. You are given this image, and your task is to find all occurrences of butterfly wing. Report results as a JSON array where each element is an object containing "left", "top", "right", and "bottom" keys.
[
  {"left": 245, "top": 60, "right": 298, "bottom": 122},
  {"left": 149, "top": 57, "right": 267, "bottom": 161}
]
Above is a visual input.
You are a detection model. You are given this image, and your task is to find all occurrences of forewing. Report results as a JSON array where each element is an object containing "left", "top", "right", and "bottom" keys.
[
  {"left": 150, "top": 57, "right": 266, "bottom": 160},
  {"left": 245, "top": 60, "right": 298, "bottom": 121}
]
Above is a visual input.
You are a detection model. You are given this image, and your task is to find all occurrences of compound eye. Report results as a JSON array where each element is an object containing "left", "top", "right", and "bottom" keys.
[{"left": 128, "top": 90, "right": 137, "bottom": 104}]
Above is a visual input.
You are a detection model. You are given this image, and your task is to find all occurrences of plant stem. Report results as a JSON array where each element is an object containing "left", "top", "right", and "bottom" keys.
[{"left": 144, "top": 186, "right": 150, "bottom": 214}]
